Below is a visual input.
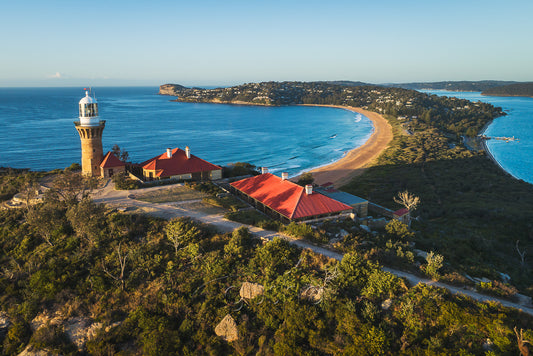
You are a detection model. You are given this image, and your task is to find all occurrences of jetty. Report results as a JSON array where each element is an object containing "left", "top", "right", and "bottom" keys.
[{"left": 478, "top": 134, "right": 519, "bottom": 142}]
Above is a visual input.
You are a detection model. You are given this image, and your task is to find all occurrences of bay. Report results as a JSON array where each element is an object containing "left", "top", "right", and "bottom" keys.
[
  {"left": 421, "top": 90, "right": 533, "bottom": 184},
  {"left": 0, "top": 87, "right": 373, "bottom": 177}
]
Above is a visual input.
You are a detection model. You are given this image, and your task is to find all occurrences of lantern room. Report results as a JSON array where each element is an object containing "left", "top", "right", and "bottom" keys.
[{"left": 79, "top": 91, "right": 100, "bottom": 126}]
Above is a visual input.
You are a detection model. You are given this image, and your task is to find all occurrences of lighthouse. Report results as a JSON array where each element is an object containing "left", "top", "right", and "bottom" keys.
[{"left": 74, "top": 90, "right": 106, "bottom": 176}]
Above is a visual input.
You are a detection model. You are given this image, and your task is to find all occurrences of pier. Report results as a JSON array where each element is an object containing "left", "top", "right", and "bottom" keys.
[{"left": 478, "top": 135, "right": 519, "bottom": 142}]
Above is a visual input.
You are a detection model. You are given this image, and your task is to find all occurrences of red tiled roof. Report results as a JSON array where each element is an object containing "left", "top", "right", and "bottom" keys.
[
  {"left": 230, "top": 173, "right": 352, "bottom": 220},
  {"left": 100, "top": 151, "right": 126, "bottom": 168},
  {"left": 141, "top": 148, "right": 221, "bottom": 177},
  {"left": 393, "top": 208, "right": 409, "bottom": 217}
]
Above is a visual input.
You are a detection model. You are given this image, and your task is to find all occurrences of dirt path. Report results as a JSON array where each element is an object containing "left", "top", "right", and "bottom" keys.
[{"left": 92, "top": 182, "right": 533, "bottom": 316}]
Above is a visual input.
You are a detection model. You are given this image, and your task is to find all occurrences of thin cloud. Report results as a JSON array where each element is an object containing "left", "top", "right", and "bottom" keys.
[{"left": 47, "top": 72, "right": 62, "bottom": 79}]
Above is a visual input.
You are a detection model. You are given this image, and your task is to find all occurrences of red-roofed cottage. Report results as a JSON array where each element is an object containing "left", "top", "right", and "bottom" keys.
[
  {"left": 99, "top": 151, "right": 126, "bottom": 178},
  {"left": 141, "top": 147, "right": 222, "bottom": 181},
  {"left": 230, "top": 172, "right": 353, "bottom": 223}
]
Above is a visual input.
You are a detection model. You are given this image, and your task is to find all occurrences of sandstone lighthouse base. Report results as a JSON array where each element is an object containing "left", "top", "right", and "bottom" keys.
[{"left": 75, "top": 122, "right": 105, "bottom": 176}]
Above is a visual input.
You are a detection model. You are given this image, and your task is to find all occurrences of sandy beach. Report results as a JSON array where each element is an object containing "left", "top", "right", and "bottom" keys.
[{"left": 299, "top": 105, "right": 393, "bottom": 187}]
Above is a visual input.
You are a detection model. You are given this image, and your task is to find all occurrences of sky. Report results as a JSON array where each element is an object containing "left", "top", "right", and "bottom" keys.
[{"left": 1, "top": 0, "right": 532, "bottom": 87}]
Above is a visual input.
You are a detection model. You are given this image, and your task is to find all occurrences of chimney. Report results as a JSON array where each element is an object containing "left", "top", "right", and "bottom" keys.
[
  {"left": 185, "top": 146, "right": 190, "bottom": 159},
  {"left": 281, "top": 172, "right": 288, "bottom": 180},
  {"left": 166, "top": 148, "right": 172, "bottom": 158},
  {"left": 261, "top": 167, "right": 268, "bottom": 174},
  {"left": 305, "top": 184, "right": 313, "bottom": 195}
]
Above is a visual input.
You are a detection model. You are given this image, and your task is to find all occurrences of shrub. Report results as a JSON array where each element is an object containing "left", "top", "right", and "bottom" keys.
[
  {"left": 385, "top": 219, "right": 414, "bottom": 240},
  {"left": 283, "top": 222, "right": 313, "bottom": 239},
  {"left": 113, "top": 172, "right": 141, "bottom": 190},
  {"left": 424, "top": 251, "right": 444, "bottom": 279}
]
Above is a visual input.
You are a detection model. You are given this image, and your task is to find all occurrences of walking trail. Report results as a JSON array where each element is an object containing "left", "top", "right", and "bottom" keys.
[{"left": 92, "top": 181, "right": 533, "bottom": 316}]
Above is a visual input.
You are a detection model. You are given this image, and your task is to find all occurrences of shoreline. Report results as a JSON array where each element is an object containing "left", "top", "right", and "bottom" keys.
[
  {"left": 479, "top": 120, "right": 519, "bottom": 180},
  {"left": 297, "top": 104, "right": 393, "bottom": 187},
  {"left": 168, "top": 98, "right": 393, "bottom": 187}
]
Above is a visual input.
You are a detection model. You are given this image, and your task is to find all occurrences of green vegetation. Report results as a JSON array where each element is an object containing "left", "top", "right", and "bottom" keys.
[
  {"left": 112, "top": 172, "right": 141, "bottom": 190},
  {"left": 0, "top": 169, "right": 45, "bottom": 202},
  {"left": 296, "top": 172, "right": 314, "bottom": 187},
  {"left": 1, "top": 170, "right": 532, "bottom": 354},
  {"left": 482, "top": 82, "right": 533, "bottom": 98}
]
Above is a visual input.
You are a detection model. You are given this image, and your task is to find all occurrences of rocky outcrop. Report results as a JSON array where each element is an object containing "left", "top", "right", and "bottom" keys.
[
  {"left": 239, "top": 282, "right": 264, "bottom": 300},
  {"left": 64, "top": 317, "right": 102, "bottom": 351},
  {"left": 30, "top": 310, "right": 108, "bottom": 351},
  {"left": 159, "top": 84, "right": 187, "bottom": 96},
  {"left": 17, "top": 344, "right": 52, "bottom": 356},
  {"left": 215, "top": 314, "right": 238, "bottom": 342}
]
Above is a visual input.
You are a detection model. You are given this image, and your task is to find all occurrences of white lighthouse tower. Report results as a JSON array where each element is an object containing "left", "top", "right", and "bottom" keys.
[{"left": 74, "top": 90, "right": 106, "bottom": 176}]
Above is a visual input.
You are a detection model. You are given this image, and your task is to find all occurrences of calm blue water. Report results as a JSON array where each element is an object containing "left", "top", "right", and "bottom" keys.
[
  {"left": 421, "top": 90, "right": 533, "bottom": 184},
  {"left": 0, "top": 87, "right": 373, "bottom": 177}
]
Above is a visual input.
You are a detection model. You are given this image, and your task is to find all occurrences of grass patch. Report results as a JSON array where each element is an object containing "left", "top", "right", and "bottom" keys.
[
  {"left": 134, "top": 185, "right": 208, "bottom": 203},
  {"left": 179, "top": 201, "right": 226, "bottom": 215}
]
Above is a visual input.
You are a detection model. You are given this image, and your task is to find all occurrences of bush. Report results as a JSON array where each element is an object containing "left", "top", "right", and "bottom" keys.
[
  {"left": 385, "top": 220, "right": 414, "bottom": 240},
  {"left": 225, "top": 210, "right": 268, "bottom": 226},
  {"left": 424, "top": 251, "right": 444, "bottom": 279},
  {"left": 283, "top": 222, "right": 313, "bottom": 238},
  {"left": 283, "top": 222, "right": 328, "bottom": 244},
  {"left": 30, "top": 324, "right": 75, "bottom": 353},
  {"left": 223, "top": 162, "right": 258, "bottom": 177},
  {"left": 113, "top": 172, "right": 141, "bottom": 190}
]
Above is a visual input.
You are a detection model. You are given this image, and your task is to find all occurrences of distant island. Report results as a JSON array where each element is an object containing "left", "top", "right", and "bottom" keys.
[{"left": 482, "top": 82, "right": 533, "bottom": 98}]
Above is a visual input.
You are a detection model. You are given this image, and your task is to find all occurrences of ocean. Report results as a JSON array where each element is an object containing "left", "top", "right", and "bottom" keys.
[
  {"left": 0, "top": 87, "right": 373, "bottom": 177},
  {"left": 421, "top": 90, "right": 533, "bottom": 184}
]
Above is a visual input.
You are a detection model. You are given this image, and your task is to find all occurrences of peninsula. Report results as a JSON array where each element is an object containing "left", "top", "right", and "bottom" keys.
[
  {"left": 159, "top": 81, "right": 533, "bottom": 301},
  {"left": 482, "top": 82, "right": 533, "bottom": 98}
]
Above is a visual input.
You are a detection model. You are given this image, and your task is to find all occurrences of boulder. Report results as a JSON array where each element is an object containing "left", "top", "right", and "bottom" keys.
[
  {"left": 30, "top": 311, "right": 63, "bottom": 331},
  {"left": 215, "top": 314, "right": 238, "bottom": 342},
  {"left": 239, "top": 282, "right": 264, "bottom": 300},
  {"left": 64, "top": 317, "right": 102, "bottom": 351},
  {"left": 381, "top": 299, "right": 393, "bottom": 310}
]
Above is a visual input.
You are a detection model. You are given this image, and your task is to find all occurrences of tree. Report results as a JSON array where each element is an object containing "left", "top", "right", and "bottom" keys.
[
  {"left": 514, "top": 327, "right": 531, "bottom": 356},
  {"left": 25, "top": 203, "right": 66, "bottom": 246},
  {"left": 102, "top": 241, "right": 130, "bottom": 291},
  {"left": 111, "top": 144, "right": 129, "bottom": 162},
  {"left": 46, "top": 171, "right": 97, "bottom": 205},
  {"left": 394, "top": 190, "right": 420, "bottom": 212},
  {"left": 66, "top": 197, "right": 105, "bottom": 245},
  {"left": 296, "top": 172, "right": 314, "bottom": 187},
  {"left": 165, "top": 217, "right": 202, "bottom": 256}
]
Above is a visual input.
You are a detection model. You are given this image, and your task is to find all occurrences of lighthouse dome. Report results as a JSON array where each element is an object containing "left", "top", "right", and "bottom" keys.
[
  {"left": 79, "top": 91, "right": 97, "bottom": 105},
  {"left": 78, "top": 90, "right": 100, "bottom": 126}
]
